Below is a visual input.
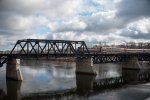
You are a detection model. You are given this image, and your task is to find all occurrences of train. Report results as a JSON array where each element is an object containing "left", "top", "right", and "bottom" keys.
[{"left": 84, "top": 47, "right": 150, "bottom": 54}]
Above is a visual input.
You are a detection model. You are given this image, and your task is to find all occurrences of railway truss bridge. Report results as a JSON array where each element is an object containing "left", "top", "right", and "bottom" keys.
[
  {"left": 0, "top": 39, "right": 150, "bottom": 80},
  {"left": 1, "top": 39, "right": 150, "bottom": 66}
]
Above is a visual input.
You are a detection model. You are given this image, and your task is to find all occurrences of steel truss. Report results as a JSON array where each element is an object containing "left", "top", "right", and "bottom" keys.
[
  {"left": 137, "top": 54, "right": 150, "bottom": 61},
  {"left": 92, "top": 53, "right": 150, "bottom": 64},
  {"left": 10, "top": 39, "right": 90, "bottom": 57},
  {"left": 92, "top": 54, "right": 124, "bottom": 64}
]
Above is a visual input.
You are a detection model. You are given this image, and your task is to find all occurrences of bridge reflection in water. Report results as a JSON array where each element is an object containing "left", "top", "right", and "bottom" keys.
[{"left": 1, "top": 60, "right": 150, "bottom": 100}]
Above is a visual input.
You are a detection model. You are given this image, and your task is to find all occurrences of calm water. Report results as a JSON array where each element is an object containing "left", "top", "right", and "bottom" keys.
[{"left": 1, "top": 60, "right": 150, "bottom": 100}]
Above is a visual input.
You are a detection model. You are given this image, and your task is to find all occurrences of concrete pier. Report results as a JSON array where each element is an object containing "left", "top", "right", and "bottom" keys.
[
  {"left": 122, "top": 57, "right": 142, "bottom": 70},
  {"left": 76, "top": 57, "right": 96, "bottom": 75},
  {"left": 6, "top": 59, "right": 23, "bottom": 81}
]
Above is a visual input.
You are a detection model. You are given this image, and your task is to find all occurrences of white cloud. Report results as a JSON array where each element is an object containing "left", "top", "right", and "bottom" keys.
[
  {"left": 136, "top": 19, "right": 150, "bottom": 34},
  {"left": 117, "top": 0, "right": 150, "bottom": 21},
  {"left": 0, "top": 0, "right": 150, "bottom": 50},
  {"left": 118, "top": 17, "right": 150, "bottom": 41},
  {"left": 49, "top": 18, "right": 87, "bottom": 32}
]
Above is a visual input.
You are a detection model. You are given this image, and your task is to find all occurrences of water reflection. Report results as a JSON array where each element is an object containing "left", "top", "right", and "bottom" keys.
[
  {"left": 0, "top": 79, "right": 22, "bottom": 100},
  {"left": 122, "top": 69, "right": 150, "bottom": 84},
  {"left": 6, "top": 80, "right": 22, "bottom": 100},
  {"left": 1, "top": 60, "right": 150, "bottom": 100},
  {"left": 20, "top": 60, "right": 76, "bottom": 94},
  {"left": 95, "top": 63, "right": 122, "bottom": 79},
  {"left": 76, "top": 74, "right": 95, "bottom": 94},
  {"left": 0, "top": 89, "right": 6, "bottom": 100}
]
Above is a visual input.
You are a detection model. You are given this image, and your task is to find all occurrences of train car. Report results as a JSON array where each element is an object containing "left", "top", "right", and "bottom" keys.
[
  {"left": 88, "top": 47, "right": 102, "bottom": 54},
  {"left": 78, "top": 47, "right": 150, "bottom": 54},
  {"left": 125, "top": 49, "right": 150, "bottom": 53},
  {"left": 101, "top": 47, "right": 125, "bottom": 54}
]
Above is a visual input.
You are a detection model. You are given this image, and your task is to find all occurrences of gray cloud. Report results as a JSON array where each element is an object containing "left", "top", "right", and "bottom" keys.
[
  {"left": 121, "top": 31, "right": 150, "bottom": 40},
  {"left": 120, "top": 26, "right": 150, "bottom": 40},
  {"left": 0, "top": 0, "right": 80, "bottom": 17},
  {"left": 117, "top": 0, "right": 150, "bottom": 22}
]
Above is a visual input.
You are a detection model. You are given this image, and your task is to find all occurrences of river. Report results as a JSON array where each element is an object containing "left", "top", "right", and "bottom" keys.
[{"left": 1, "top": 60, "right": 150, "bottom": 100}]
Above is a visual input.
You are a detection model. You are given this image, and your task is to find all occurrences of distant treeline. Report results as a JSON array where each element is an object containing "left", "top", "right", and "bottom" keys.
[
  {"left": 117, "top": 42, "right": 150, "bottom": 49},
  {"left": 93, "top": 42, "right": 150, "bottom": 49}
]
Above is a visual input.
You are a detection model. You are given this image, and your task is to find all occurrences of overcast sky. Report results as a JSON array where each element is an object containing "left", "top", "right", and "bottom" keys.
[{"left": 0, "top": 0, "right": 150, "bottom": 50}]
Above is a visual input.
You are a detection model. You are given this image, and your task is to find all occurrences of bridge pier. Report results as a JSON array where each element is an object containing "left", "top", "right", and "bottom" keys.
[
  {"left": 6, "top": 59, "right": 23, "bottom": 81},
  {"left": 6, "top": 80, "right": 22, "bottom": 100},
  {"left": 122, "top": 57, "right": 142, "bottom": 70},
  {"left": 76, "top": 57, "right": 97, "bottom": 75},
  {"left": 76, "top": 74, "right": 95, "bottom": 93}
]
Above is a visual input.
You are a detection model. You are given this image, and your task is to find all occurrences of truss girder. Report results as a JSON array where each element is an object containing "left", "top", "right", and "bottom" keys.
[
  {"left": 137, "top": 54, "right": 150, "bottom": 61},
  {"left": 10, "top": 39, "right": 90, "bottom": 57},
  {"left": 93, "top": 55, "right": 123, "bottom": 64}
]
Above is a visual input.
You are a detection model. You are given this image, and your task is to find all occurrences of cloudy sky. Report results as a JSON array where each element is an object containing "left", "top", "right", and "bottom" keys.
[{"left": 0, "top": 0, "right": 150, "bottom": 50}]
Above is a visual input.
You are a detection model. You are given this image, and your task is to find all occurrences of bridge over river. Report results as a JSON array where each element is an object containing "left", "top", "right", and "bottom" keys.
[{"left": 1, "top": 39, "right": 150, "bottom": 80}]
